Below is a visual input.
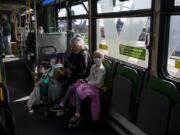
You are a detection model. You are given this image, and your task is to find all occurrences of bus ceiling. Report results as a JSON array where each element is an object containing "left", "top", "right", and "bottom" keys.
[{"left": 0, "top": 0, "right": 27, "bottom": 5}]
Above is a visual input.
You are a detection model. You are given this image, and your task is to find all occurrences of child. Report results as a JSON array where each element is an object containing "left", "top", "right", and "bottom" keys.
[
  {"left": 27, "top": 63, "right": 64, "bottom": 112},
  {"left": 50, "top": 51, "right": 106, "bottom": 127}
]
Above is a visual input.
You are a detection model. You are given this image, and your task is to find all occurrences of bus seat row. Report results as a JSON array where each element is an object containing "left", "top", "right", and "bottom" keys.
[{"left": 103, "top": 61, "right": 180, "bottom": 135}]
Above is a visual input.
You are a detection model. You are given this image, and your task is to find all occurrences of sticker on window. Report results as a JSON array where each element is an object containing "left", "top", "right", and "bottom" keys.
[
  {"left": 119, "top": 44, "right": 146, "bottom": 60},
  {"left": 175, "top": 60, "right": 180, "bottom": 69},
  {"left": 99, "top": 43, "right": 108, "bottom": 50}
]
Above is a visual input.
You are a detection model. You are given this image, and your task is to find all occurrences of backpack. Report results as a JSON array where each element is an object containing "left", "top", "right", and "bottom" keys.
[{"left": 40, "top": 64, "right": 64, "bottom": 102}]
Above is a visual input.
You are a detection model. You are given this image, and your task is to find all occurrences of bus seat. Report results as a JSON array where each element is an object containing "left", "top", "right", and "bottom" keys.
[
  {"left": 116, "top": 65, "right": 139, "bottom": 94},
  {"left": 111, "top": 75, "right": 132, "bottom": 119},
  {"left": 136, "top": 88, "right": 170, "bottom": 135},
  {"left": 147, "top": 76, "right": 178, "bottom": 104},
  {"left": 167, "top": 102, "right": 180, "bottom": 135},
  {"left": 110, "top": 65, "right": 139, "bottom": 120},
  {"left": 101, "top": 59, "right": 112, "bottom": 93},
  {"left": 136, "top": 77, "right": 178, "bottom": 135}
]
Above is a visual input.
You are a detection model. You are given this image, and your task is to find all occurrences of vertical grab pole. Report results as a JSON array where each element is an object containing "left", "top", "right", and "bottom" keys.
[{"left": 34, "top": 0, "right": 39, "bottom": 69}]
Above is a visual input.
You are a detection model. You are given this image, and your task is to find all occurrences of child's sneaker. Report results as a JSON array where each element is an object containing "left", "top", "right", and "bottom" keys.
[{"left": 68, "top": 115, "right": 81, "bottom": 128}]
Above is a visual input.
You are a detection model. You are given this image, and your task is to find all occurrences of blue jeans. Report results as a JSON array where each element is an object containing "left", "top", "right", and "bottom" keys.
[
  {"left": 3, "top": 35, "right": 12, "bottom": 54},
  {"left": 0, "top": 37, "right": 4, "bottom": 54}
]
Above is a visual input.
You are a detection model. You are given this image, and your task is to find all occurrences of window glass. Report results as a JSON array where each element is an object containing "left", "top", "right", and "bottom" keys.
[
  {"left": 71, "top": 2, "right": 88, "bottom": 16},
  {"left": 83, "top": 1, "right": 88, "bottom": 9},
  {"left": 58, "top": 8, "right": 67, "bottom": 18},
  {"left": 72, "top": 19, "right": 89, "bottom": 46},
  {"left": 175, "top": 0, "right": 180, "bottom": 6},
  {"left": 97, "top": 17, "right": 150, "bottom": 68},
  {"left": 57, "top": 20, "right": 67, "bottom": 32},
  {"left": 167, "top": 15, "right": 180, "bottom": 79},
  {"left": 97, "top": 0, "right": 151, "bottom": 13}
]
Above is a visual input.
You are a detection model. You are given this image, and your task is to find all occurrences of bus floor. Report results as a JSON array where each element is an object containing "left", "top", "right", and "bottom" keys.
[{"left": 6, "top": 71, "right": 119, "bottom": 135}]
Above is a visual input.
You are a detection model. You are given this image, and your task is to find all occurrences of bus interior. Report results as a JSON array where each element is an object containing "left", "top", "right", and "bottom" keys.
[{"left": 0, "top": 0, "right": 180, "bottom": 135}]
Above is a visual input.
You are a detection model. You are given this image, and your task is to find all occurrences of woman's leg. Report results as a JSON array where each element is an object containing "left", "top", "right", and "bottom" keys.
[
  {"left": 60, "top": 85, "right": 76, "bottom": 107},
  {"left": 74, "top": 93, "right": 81, "bottom": 117},
  {"left": 68, "top": 93, "right": 82, "bottom": 127},
  {"left": 50, "top": 85, "right": 76, "bottom": 113}
]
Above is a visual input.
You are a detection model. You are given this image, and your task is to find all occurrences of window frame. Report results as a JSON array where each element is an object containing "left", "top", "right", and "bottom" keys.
[{"left": 158, "top": 0, "right": 180, "bottom": 85}]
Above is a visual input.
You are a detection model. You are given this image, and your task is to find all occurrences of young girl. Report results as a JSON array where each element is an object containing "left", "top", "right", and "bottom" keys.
[{"left": 50, "top": 51, "right": 106, "bottom": 127}]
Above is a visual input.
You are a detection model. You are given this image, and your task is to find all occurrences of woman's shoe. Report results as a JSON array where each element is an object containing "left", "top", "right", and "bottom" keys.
[{"left": 50, "top": 104, "right": 61, "bottom": 112}]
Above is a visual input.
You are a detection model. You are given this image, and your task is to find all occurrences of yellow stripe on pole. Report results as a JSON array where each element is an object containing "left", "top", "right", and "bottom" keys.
[
  {"left": 0, "top": 67, "right": 4, "bottom": 102},
  {"left": 0, "top": 88, "right": 4, "bottom": 102},
  {"left": 28, "top": 0, "right": 31, "bottom": 23}
]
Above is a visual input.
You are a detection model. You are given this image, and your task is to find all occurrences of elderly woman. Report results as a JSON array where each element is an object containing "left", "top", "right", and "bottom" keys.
[{"left": 63, "top": 34, "right": 92, "bottom": 88}]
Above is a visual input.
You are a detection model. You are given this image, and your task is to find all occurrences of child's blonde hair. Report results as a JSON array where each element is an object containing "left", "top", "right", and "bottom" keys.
[{"left": 93, "top": 50, "right": 104, "bottom": 59}]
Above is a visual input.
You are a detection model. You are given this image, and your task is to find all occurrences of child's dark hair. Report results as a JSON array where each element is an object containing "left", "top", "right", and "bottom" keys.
[{"left": 40, "top": 59, "right": 50, "bottom": 69}]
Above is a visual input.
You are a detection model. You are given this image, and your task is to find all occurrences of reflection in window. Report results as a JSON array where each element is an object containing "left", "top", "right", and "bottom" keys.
[
  {"left": 71, "top": 2, "right": 88, "bottom": 16},
  {"left": 57, "top": 20, "right": 67, "bottom": 32},
  {"left": 97, "top": 17, "right": 150, "bottom": 68},
  {"left": 58, "top": 8, "right": 67, "bottom": 18},
  {"left": 72, "top": 19, "right": 89, "bottom": 45},
  {"left": 97, "top": 0, "right": 151, "bottom": 13},
  {"left": 175, "top": 0, "right": 180, "bottom": 6},
  {"left": 167, "top": 16, "right": 180, "bottom": 79}
]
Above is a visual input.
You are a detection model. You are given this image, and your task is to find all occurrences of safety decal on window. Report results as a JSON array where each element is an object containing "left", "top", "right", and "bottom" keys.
[
  {"left": 175, "top": 60, "right": 180, "bottom": 69},
  {"left": 119, "top": 44, "right": 146, "bottom": 60},
  {"left": 99, "top": 43, "right": 108, "bottom": 50}
]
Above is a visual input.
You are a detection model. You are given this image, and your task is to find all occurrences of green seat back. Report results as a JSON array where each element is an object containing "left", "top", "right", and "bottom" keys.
[
  {"left": 116, "top": 66, "right": 139, "bottom": 93},
  {"left": 147, "top": 76, "right": 179, "bottom": 103},
  {"left": 102, "top": 59, "right": 112, "bottom": 91},
  {"left": 147, "top": 76, "right": 178, "bottom": 104}
]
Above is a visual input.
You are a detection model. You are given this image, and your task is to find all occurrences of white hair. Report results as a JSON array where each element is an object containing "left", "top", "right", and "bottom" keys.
[{"left": 70, "top": 34, "right": 85, "bottom": 50}]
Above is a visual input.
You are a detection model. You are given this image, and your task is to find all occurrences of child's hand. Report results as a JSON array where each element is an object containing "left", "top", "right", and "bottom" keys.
[
  {"left": 58, "top": 68, "right": 66, "bottom": 76},
  {"left": 66, "top": 68, "right": 72, "bottom": 78},
  {"left": 76, "top": 79, "right": 84, "bottom": 83}
]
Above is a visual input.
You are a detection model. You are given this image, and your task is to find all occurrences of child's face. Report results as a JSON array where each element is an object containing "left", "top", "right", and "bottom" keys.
[
  {"left": 93, "top": 54, "right": 102, "bottom": 66},
  {"left": 39, "top": 66, "right": 46, "bottom": 73},
  {"left": 39, "top": 65, "right": 48, "bottom": 73}
]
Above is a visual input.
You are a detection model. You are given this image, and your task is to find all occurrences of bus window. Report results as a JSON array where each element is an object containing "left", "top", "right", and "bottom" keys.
[
  {"left": 57, "top": 20, "right": 67, "bottom": 32},
  {"left": 167, "top": 15, "right": 180, "bottom": 79},
  {"left": 58, "top": 8, "right": 67, "bottom": 18},
  {"left": 97, "top": 17, "right": 150, "bottom": 68},
  {"left": 71, "top": 2, "right": 88, "bottom": 16},
  {"left": 72, "top": 19, "right": 89, "bottom": 46},
  {"left": 175, "top": 0, "right": 180, "bottom": 6},
  {"left": 97, "top": 0, "right": 151, "bottom": 14}
]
